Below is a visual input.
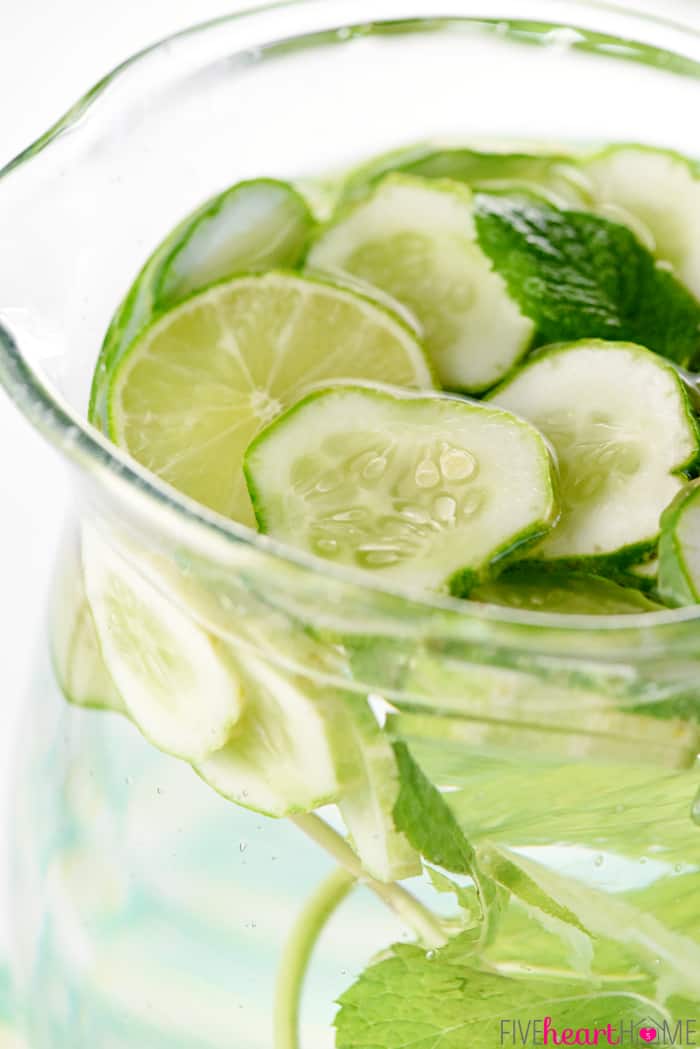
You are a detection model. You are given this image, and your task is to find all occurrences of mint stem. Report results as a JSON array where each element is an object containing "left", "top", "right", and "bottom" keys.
[
  {"left": 291, "top": 813, "right": 448, "bottom": 949},
  {"left": 274, "top": 866, "right": 355, "bottom": 1049}
]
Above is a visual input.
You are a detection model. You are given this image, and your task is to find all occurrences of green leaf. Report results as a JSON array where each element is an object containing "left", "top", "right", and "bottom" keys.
[
  {"left": 392, "top": 743, "right": 503, "bottom": 946},
  {"left": 474, "top": 193, "right": 700, "bottom": 367},
  {"left": 335, "top": 933, "right": 669, "bottom": 1049},
  {"left": 479, "top": 843, "right": 700, "bottom": 1002},
  {"left": 392, "top": 742, "right": 476, "bottom": 874}
]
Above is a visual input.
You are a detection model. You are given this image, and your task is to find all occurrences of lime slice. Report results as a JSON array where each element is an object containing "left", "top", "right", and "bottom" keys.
[
  {"left": 82, "top": 526, "right": 243, "bottom": 762},
  {"left": 307, "top": 174, "right": 535, "bottom": 392},
  {"left": 244, "top": 384, "right": 558, "bottom": 594},
  {"left": 107, "top": 272, "right": 433, "bottom": 527},
  {"left": 90, "top": 179, "right": 315, "bottom": 428}
]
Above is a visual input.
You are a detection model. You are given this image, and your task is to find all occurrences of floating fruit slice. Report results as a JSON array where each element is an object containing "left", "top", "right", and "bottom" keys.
[
  {"left": 106, "top": 272, "right": 434, "bottom": 526},
  {"left": 489, "top": 341, "right": 700, "bottom": 567},
  {"left": 244, "top": 384, "right": 558, "bottom": 594},
  {"left": 90, "top": 179, "right": 314, "bottom": 427},
  {"left": 82, "top": 526, "right": 243, "bottom": 762},
  {"left": 308, "top": 174, "right": 534, "bottom": 392}
]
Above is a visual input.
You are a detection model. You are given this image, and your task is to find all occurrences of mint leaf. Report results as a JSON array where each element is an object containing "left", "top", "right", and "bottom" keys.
[
  {"left": 335, "top": 933, "right": 668, "bottom": 1049},
  {"left": 392, "top": 743, "right": 503, "bottom": 946},
  {"left": 479, "top": 843, "right": 700, "bottom": 1002},
  {"left": 392, "top": 742, "right": 476, "bottom": 874},
  {"left": 474, "top": 193, "right": 700, "bottom": 366}
]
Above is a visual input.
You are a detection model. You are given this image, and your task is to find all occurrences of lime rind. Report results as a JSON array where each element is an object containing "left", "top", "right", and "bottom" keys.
[{"left": 106, "top": 271, "right": 434, "bottom": 526}]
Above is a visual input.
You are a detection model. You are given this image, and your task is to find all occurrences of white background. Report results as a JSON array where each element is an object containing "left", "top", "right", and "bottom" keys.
[{"left": 0, "top": 0, "right": 698, "bottom": 954}]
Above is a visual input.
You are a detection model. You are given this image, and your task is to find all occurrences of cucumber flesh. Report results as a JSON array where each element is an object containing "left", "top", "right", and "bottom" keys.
[
  {"left": 584, "top": 145, "right": 700, "bottom": 299},
  {"left": 307, "top": 174, "right": 534, "bottom": 392},
  {"left": 489, "top": 341, "right": 700, "bottom": 566},
  {"left": 50, "top": 538, "right": 125, "bottom": 714},
  {"left": 658, "top": 480, "right": 700, "bottom": 607},
  {"left": 195, "top": 655, "right": 354, "bottom": 818},
  {"left": 244, "top": 384, "right": 558, "bottom": 594},
  {"left": 82, "top": 527, "right": 244, "bottom": 762},
  {"left": 154, "top": 179, "right": 313, "bottom": 306}
]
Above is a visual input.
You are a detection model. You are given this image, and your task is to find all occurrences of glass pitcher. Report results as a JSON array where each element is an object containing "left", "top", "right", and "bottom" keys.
[{"left": 1, "top": 3, "right": 699, "bottom": 1047}]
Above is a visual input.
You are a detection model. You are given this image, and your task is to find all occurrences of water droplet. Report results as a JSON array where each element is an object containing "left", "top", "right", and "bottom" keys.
[
  {"left": 433, "top": 495, "right": 457, "bottom": 523},
  {"left": 439, "top": 446, "right": 476, "bottom": 481},
  {"left": 156, "top": 787, "right": 162, "bottom": 795},
  {"left": 415, "top": 459, "right": 440, "bottom": 488},
  {"left": 239, "top": 841, "right": 248, "bottom": 853},
  {"left": 337, "top": 25, "right": 352, "bottom": 39},
  {"left": 594, "top": 854, "right": 604, "bottom": 868}
]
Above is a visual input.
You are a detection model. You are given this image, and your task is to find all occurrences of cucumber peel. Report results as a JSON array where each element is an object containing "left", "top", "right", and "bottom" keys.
[{"left": 658, "top": 480, "right": 700, "bottom": 607}]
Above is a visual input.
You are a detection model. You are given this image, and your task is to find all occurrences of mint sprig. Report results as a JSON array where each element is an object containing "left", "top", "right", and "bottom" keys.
[
  {"left": 392, "top": 742, "right": 503, "bottom": 944},
  {"left": 474, "top": 193, "right": 700, "bottom": 367},
  {"left": 334, "top": 934, "right": 667, "bottom": 1049},
  {"left": 392, "top": 742, "right": 476, "bottom": 873}
]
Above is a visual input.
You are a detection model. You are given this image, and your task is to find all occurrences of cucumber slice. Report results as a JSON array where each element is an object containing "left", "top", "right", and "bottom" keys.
[
  {"left": 82, "top": 526, "right": 243, "bottom": 762},
  {"left": 658, "top": 480, "right": 700, "bottom": 607},
  {"left": 584, "top": 145, "right": 700, "bottom": 299},
  {"left": 195, "top": 654, "right": 355, "bottom": 818},
  {"left": 154, "top": 179, "right": 313, "bottom": 307},
  {"left": 338, "top": 696, "right": 421, "bottom": 883},
  {"left": 470, "top": 565, "right": 664, "bottom": 615},
  {"left": 307, "top": 174, "right": 534, "bottom": 392},
  {"left": 341, "top": 144, "right": 590, "bottom": 208},
  {"left": 244, "top": 384, "right": 558, "bottom": 594},
  {"left": 106, "top": 272, "right": 434, "bottom": 527},
  {"left": 50, "top": 537, "right": 124, "bottom": 713},
  {"left": 89, "top": 179, "right": 314, "bottom": 428},
  {"left": 488, "top": 341, "right": 700, "bottom": 566}
]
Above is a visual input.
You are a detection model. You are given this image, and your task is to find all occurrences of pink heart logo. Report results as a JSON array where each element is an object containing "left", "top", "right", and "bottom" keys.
[{"left": 639, "top": 1030, "right": 657, "bottom": 1043}]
